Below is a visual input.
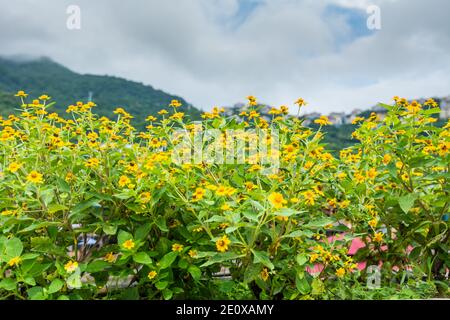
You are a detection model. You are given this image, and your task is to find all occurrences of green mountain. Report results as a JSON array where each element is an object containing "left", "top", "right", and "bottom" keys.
[{"left": 0, "top": 56, "right": 202, "bottom": 125}]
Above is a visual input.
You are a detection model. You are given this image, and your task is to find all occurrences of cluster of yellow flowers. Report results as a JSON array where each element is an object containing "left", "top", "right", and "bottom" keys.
[{"left": 1, "top": 90, "right": 449, "bottom": 299}]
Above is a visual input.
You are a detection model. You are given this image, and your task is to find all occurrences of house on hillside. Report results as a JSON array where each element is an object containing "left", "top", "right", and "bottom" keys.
[
  {"left": 345, "top": 109, "right": 363, "bottom": 124},
  {"left": 440, "top": 96, "right": 450, "bottom": 119},
  {"left": 302, "top": 112, "right": 321, "bottom": 126},
  {"left": 329, "top": 112, "right": 346, "bottom": 126}
]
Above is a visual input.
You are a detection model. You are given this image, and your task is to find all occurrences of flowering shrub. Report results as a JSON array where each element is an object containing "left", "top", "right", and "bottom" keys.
[{"left": 0, "top": 92, "right": 449, "bottom": 300}]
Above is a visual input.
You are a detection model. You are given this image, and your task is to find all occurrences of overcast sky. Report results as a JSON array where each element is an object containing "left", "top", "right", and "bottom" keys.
[{"left": 1, "top": 0, "right": 449, "bottom": 114}]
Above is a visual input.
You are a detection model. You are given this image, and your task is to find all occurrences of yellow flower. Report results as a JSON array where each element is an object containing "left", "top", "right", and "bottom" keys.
[
  {"left": 383, "top": 154, "right": 392, "bottom": 165},
  {"left": 8, "top": 256, "right": 22, "bottom": 267},
  {"left": 123, "top": 239, "right": 135, "bottom": 250},
  {"left": 39, "top": 95, "right": 51, "bottom": 101},
  {"left": 1, "top": 210, "right": 16, "bottom": 216},
  {"left": 268, "top": 192, "right": 287, "bottom": 209},
  {"left": 219, "top": 223, "right": 229, "bottom": 230},
  {"left": 139, "top": 192, "right": 152, "bottom": 204},
  {"left": 335, "top": 268, "right": 346, "bottom": 278},
  {"left": 14, "top": 90, "right": 28, "bottom": 97},
  {"left": 192, "top": 187, "right": 206, "bottom": 202},
  {"left": 169, "top": 99, "right": 182, "bottom": 108},
  {"left": 260, "top": 268, "right": 270, "bottom": 281},
  {"left": 118, "top": 175, "right": 131, "bottom": 187},
  {"left": 85, "top": 157, "right": 100, "bottom": 168},
  {"left": 148, "top": 271, "right": 158, "bottom": 280},
  {"left": 276, "top": 215, "right": 288, "bottom": 222},
  {"left": 302, "top": 190, "right": 317, "bottom": 206},
  {"left": 368, "top": 218, "right": 378, "bottom": 228},
  {"left": 221, "top": 203, "right": 232, "bottom": 211},
  {"left": 170, "top": 112, "right": 184, "bottom": 120},
  {"left": 351, "top": 117, "right": 365, "bottom": 124},
  {"left": 65, "top": 172, "right": 75, "bottom": 182},
  {"left": 64, "top": 261, "right": 78, "bottom": 273},
  {"left": 310, "top": 253, "right": 320, "bottom": 263},
  {"left": 104, "top": 252, "right": 116, "bottom": 263},
  {"left": 366, "top": 168, "right": 378, "bottom": 180},
  {"left": 247, "top": 95, "right": 257, "bottom": 106},
  {"left": 373, "top": 232, "right": 384, "bottom": 243},
  {"left": 314, "top": 116, "right": 331, "bottom": 126},
  {"left": 337, "top": 172, "right": 347, "bottom": 180},
  {"left": 437, "top": 141, "right": 449, "bottom": 156},
  {"left": 146, "top": 115, "right": 157, "bottom": 122},
  {"left": 339, "top": 200, "right": 350, "bottom": 209},
  {"left": 113, "top": 107, "right": 127, "bottom": 115},
  {"left": 8, "top": 162, "right": 22, "bottom": 173},
  {"left": 295, "top": 98, "right": 307, "bottom": 107},
  {"left": 216, "top": 235, "right": 231, "bottom": 252},
  {"left": 26, "top": 171, "right": 43, "bottom": 184},
  {"left": 216, "top": 185, "right": 228, "bottom": 196},
  {"left": 172, "top": 243, "right": 184, "bottom": 252},
  {"left": 188, "top": 250, "right": 198, "bottom": 258},
  {"left": 66, "top": 105, "right": 78, "bottom": 113}
]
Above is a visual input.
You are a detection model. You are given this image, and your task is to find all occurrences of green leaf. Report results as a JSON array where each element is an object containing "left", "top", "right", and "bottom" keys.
[
  {"left": 242, "top": 211, "right": 259, "bottom": 222},
  {"left": 155, "top": 216, "right": 168, "bottom": 232},
  {"left": 159, "top": 252, "right": 178, "bottom": 269},
  {"left": 118, "top": 230, "right": 133, "bottom": 246},
  {"left": 70, "top": 198, "right": 100, "bottom": 216},
  {"left": 18, "top": 221, "right": 61, "bottom": 234},
  {"left": 86, "top": 260, "right": 111, "bottom": 273},
  {"left": 178, "top": 258, "right": 189, "bottom": 269},
  {"left": 0, "top": 278, "right": 16, "bottom": 291},
  {"left": 6, "top": 238, "right": 23, "bottom": 258},
  {"left": 305, "top": 218, "right": 335, "bottom": 229},
  {"left": 133, "top": 252, "right": 152, "bottom": 265},
  {"left": 251, "top": 250, "right": 274, "bottom": 270},
  {"left": 27, "top": 287, "right": 46, "bottom": 300},
  {"left": 423, "top": 107, "right": 441, "bottom": 115},
  {"left": 120, "top": 287, "right": 139, "bottom": 300},
  {"left": 56, "top": 177, "right": 71, "bottom": 193},
  {"left": 162, "top": 288, "right": 173, "bottom": 300},
  {"left": 296, "top": 254, "right": 308, "bottom": 266},
  {"left": 21, "top": 253, "right": 40, "bottom": 260},
  {"left": 243, "top": 264, "right": 261, "bottom": 284},
  {"left": 135, "top": 223, "right": 152, "bottom": 241},
  {"left": 399, "top": 194, "right": 417, "bottom": 214},
  {"left": 311, "top": 278, "right": 325, "bottom": 296},
  {"left": 283, "top": 230, "right": 314, "bottom": 238},
  {"left": 188, "top": 265, "right": 201, "bottom": 281},
  {"left": 200, "top": 252, "right": 245, "bottom": 268},
  {"left": 103, "top": 224, "right": 117, "bottom": 235},
  {"left": 66, "top": 272, "right": 82, "bottom": 289},
  {"left": 296, "top": 275, "right": 310, "bottom": 294},
  {"left": 48, "top": 279, "right": 64, "bottom": 294},
  {"left": 155, "top": 281, "right": 169, "bottom": 290},
  {"left": 276, "top": 208, "right": 301, "bottom": 217},
  {"left": 47, "top": 204, "right": 68, "bottom": 214},
  {"left": 23, "top": 276, "right": 36, "bottom": 286}
]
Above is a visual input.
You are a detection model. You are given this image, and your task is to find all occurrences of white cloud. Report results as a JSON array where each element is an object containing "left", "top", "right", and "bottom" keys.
[{"left": 0, "top": 0, "right": 449, "bottom": 114}]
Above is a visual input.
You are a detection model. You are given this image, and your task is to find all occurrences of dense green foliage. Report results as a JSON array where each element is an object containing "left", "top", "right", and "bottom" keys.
[{"left": 0, "top": 57, "right": 202, "bottom": 126}]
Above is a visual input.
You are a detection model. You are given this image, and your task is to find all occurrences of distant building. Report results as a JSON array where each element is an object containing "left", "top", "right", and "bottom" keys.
[
  {"left": 345, "top": 109, "right": 363, "bottom": 124},
  {"left": 440, "top": 96, "right": 450, "bottom": 119},
  {"left": 329, "top": 112, "right": 346, "bottom": 126},
  {"left": 302, "top": 112, "right": 321, "bottom": 126}
]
